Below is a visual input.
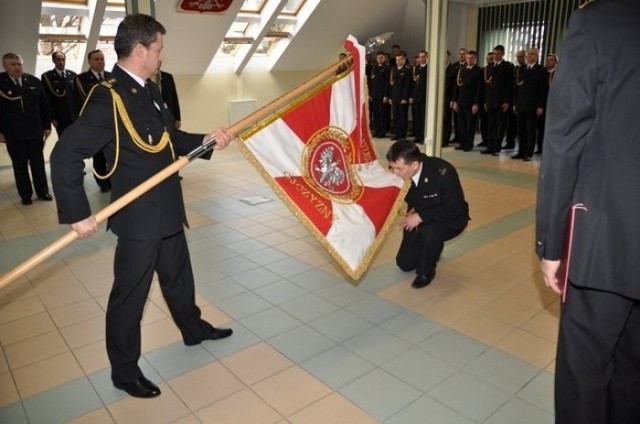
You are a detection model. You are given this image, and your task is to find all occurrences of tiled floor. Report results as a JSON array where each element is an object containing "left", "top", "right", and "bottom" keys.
[{"left": 0, "top": 139, "right": 557, "bottom": 423}]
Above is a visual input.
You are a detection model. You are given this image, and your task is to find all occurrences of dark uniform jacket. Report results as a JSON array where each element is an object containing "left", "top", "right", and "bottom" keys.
[
  {"left": 0, "top": 72, "right": 51, "bottom": 140},
  {"left": 405, "top": 154, "right": 469, "bottom": 231},
  {"left": 412, "top": 64, "right": 428, "bottom": 103},
  {"left": 51, "top": 64, "right": 210, "bottom": 240},
  {"left": 155, "top": 70, "right": 181, "bottom": 121},
  {"left": 41, "top": 68, "right": 77, "bottom": 129},
  {"left": 536, "top": 0, "right": 640, "bottom": 299},
  {"left": 72, "top": 69, "right": 113, "bottom": 116},
  {"left": 444, "top": 62, "right": 457, "bottom": 104},
  {"left": 368, "top": 64, "right": 389, "bottom": 100},
  {"left": 514, "top": 64, "right": 546, "bottom": 112},
  {"left": 453, "top": 65, "right": 483, "bottom": 108},
  {"left": 389, "top": 64, "right": 413, "bottom": 103},
  {"left": 484, "top": 60, "right": 514, "bottom": 109}
]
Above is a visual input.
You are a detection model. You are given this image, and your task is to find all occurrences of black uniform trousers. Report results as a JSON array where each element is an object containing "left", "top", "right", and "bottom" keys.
[
  {"left": 442, "top": 100, "right": 453, "bottom": 145},
  {"left": 457, "top": 107, "right": 478, "bottom": 150},
  {"left": 5, "top": 138, "right": 49, "bottom": 201},
  {"left": 516, "top": 111, "right": 538, "bottom": 158},
  {"left": 371, "top": 98, "right": 385, "bottom": 137},
  {"left": 396, "top": 223, "right": 464, "bottom": 276},
  {"left": 392, "top": 102, "right": 409, "bottom": 140},
  {"left": 556, "top": 283, "right": 640, "bottom": 424},
  {"left": 487, "top": 107, "right": 508, "bottom": 153},
  {"left": 107, "top": 230, "right": 212, "bottom": 383},
  {"left": 413, "top": 101, "right": 425, "bottom": 142},
  {"left": 506, "top": 108, "right": 517, "bottom": 146},
  {"left": 536, "top": 112, "right": 546, "bottom": 153},
  {"left": 479, "top": 108, "right": 489, "bottom": 144}
]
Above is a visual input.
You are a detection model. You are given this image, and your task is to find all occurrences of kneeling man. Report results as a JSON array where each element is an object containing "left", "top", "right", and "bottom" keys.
[{"left": 387, "top": 140, "right": 469, "bottom": 288}]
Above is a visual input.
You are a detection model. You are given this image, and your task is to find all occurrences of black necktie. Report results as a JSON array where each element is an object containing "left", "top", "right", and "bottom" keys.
[
  {"left": 97, "top": 73, "right": 103, "bottom": 82},
  {"left": 14, "top": 77, "right": 21, "bottom": 87}
]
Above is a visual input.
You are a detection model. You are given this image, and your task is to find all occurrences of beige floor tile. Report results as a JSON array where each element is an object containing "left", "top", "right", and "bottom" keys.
[
  {"left": 377, "top": 280, "right": 451, "bottom": 308},
  {"left": 221, "top": 342, "right": 294, "bottom": 386},
  {"left": 0, "top": 311, "right": 56, "bottom": 345},
  {"left": 169, "top": 361, "right": 245, "bottom": 411},
  {"left": 170, "top": 415, "right": 201, "bottom": 424},
  {"left": 0, "top": 352, "right": 7, "bottom": 374},
  {"left": 185, "top": 209, "right": 215, "bottom": 229},
  {"left": 200, "top": 303, "right": 233, "bottom": 327},
  {"left": 73, "top": 339, "right": 109, "bottom": 375},
  {"left": 0, "top": 372, "right": 20, "bottom": 407},
  {"left": 0, "top": 296, "right": 45, "bottom": 325},
  {"left": 252, "top": 367, "right": 332, "bottom": 417},
  {"left": 288, "top": 392, "right": 378, "bottom": 424},
  {"left": 49, "top": 298, "right": 104, "bottom": 328},
  {"left": 495, "top": 329, "right": 557, "bottom": 369},
  {"left": 501, "top": 281, "right": 558, "bottom": 310},
  {"left": 35, "top": 281, "right": 92, "bottom": 310},
  {"left": 107, "top": 383, "right": 190, "bottom": 424},
  {"left": 140, "top": 318, "right": 183, "bottom": 353},
  {"left": 521, "top": 312, "right": 559, "bottom": 343},
  {"left": 478, "top": 297, "right": 540, "bottom": 327},
  {"left": 411, "top": 298, "right": 472, "bottom": 326},
  {"left": 450, "top": 311, "right": 516, "bottom": 346},
  {"left": 255, "top": 231, "right": 296, "bottom": 247},
  {"left": 195, "top": 388, "right": 282, "bottom": 424},
  {"left": 546, "top": 360, "right": 556, "bottom": 374},
  {"left": 67, "top": 407, "right": 115, "bottom": 424},
  {"left": 59, "top": 315, "right": 105, "bottom": 350},
  {"left": 12, "top": 351, "right": 84, "bottom": 398},
  {"left": 295, "top": 250, "right": 332, "bottom": 267},
  {"left": 438, "top": 284, "right": 497, "bottom": 309},
  {"left": 5, "top": 330, "right": 69, "bottom": 370},
  {"left": 0, "top": 280, "right": 37, "bottom": 304},
  {"left": 82, "top": 276, "right": 114, "bottom": 298},
  {"left": 141, "top": 301, "right": 168, "bottom": 326}
]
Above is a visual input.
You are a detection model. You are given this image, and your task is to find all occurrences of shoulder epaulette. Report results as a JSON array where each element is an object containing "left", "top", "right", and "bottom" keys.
[{"left": 579, "top": 0, "right": 598, "bottom": 9}]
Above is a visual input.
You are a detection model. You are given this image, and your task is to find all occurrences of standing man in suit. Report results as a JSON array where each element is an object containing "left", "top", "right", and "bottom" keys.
[
  {"left": 51, "top": 13, "right": 234, "bottom": 399},
  {"left": 536, "top": 1, "right": 640, "bottom": 422},
  {"left": 482, "top": 45, "right": 514, "bottom": 156},
  {"left": 512, "top": 47, "right": 545, "bottom": 161},
  {"left": 443, "top": 51, "right": 456, "bottom": 147},
  {"left": 41, "top": 51, "right": 77, "bottom": 137},
  {"left": 452, "top": 50, "right": 483, "bottom": 152},
  {"left": 0, "top": 53, "right": 53, "bottom": 205},
  {"left": 410, "top": 50, "right": 428, "bottom": 144},
  {"left": 505, "top": 50, "right": 525, "bottom": 151},
  {"left": 387, "top": 140, "right": 469, "bottom": 289},
  {"left": 389, "top": 51, "right": 412, "bottom": 141},
  {"left": 535, "top": 53, "right": 558, "bottom": 155},
  {"left": 368, "top": 51, "right": 389, "bottom": 138},
  {"left": 74, "top": 49, "right": 112, "bottom": 192}
]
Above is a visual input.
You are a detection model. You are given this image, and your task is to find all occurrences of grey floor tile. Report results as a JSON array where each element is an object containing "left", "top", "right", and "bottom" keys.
[
  {"left": 301, "top": 345, "right": 375, "bottom": 390},
  {"left": 215, "top": 291, "right": 273, "bottom": 319},
  {"left": 340, "top": 369, "right": 422, "bottom": 421},
  {"left": 314, "top": 282, "right": 371, "bottom": 307},
  {"left": 230, "top": 267, "right": 282, "bottom": 290},
  {"left": 516, "top": 371, "right": 555, "bottom": 414},
  {"left": 279, "top": 293, "right": 340, "bottom": 322},
  {"left": 419, "top": 329, "right": 489, "bottom": 367},
  {"left": 379, "top": 310, "right": 444, "bottom": 344},
  {"left": 239, "top": 307, "right": 302, "bottom": 339},
  {"left": 264, "top": 257, "right": 314, "bottom": 278},
  {"left": 286, "top": 269, "right": 345, "bottom": 292},
  {"left": 200, "top": 322, "right": 261, "bottom": 359},
  {"left": 268, "top": 325, "right": 336, "bottom": 362},
  {"left": 464, "top": 348, "right": 540, "bottom": 394},
  {"left": 197, "top": 277, "right": 247, "bottom": 302},
  {"left": 429, "top": 370, "right": 511, "bottom": 423},
  {"left": 253, "top": 280, "right": 309, "bottom": 305},
  {"left": 0, "top": 403, "right": 28, "bottom": 424},
  {"left": 191, "top": 244, "right": 240, "bottom": 265},
  {"left": 215, "top": 256, "right": 261, "bottom": 276},
  {"left": 345, "top": 296, "right": 405, "bottom": 325},
  {"left": 342, "top": 327, "right": 411, "bottom": 366},
  {"left": 384, "top": 394, "right": 475, "bottom": 424},
  {"left": 484, "top": 397, "right": 554, "bottom": 424},
  {"left": 243, "top": 247, "right": 291, "bottom": 266},
  {"left": 144, "top": 342, "right": 216, "bottom": 380},
  {"left": 227, "top": 238, "right": 270, "bottom": 255},
  {"left": 356, "top": 268, "right": 403, "bottom": 293},
  {"left": 22, "top": 377, "right": 102, "bottom": 424},
  {"left": 89, "top": 357, "right": 162, "bottom": 405},
  {"left": 381, "top": 347, "right": 458, "bottom": 392},
  {"left": 308, "top": 309, "right": 373, "bottom": 343}
]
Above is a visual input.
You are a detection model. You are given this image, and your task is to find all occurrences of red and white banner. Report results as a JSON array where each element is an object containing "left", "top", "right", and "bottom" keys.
[
  {"left": 177, "top": 0, "right": 233, "bottom": 13},
  {"left": 238, "top": 36, "right": 408, "bottom": 279}
]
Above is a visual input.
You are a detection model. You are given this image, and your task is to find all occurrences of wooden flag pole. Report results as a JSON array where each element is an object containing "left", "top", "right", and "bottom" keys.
[{"left": 0, "top": 57, "right": 352, "bottom": 291}]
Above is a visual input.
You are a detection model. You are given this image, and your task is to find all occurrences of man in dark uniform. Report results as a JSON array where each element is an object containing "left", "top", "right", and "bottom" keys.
[
  {"left": 389, "top": 51, "right": 412, "bottom": 141},
  {"left": 387, "top": 140, "right": 469, "bottom": 289},
  {"left": 73, "top": 49, "right": 113, "bottom": 192},
  {"left": 536, "top": 1, "right": 640, "bottom": 422},
  {"left": 51, "top": 13, "right": 234, "bottom": 399},
  {"left": 368, "top": 51, "right": 389, "bottom": 138},
  {"left": 410, "top": 50, "right": 428, "bottom": 144},
  {"left": 41, "top": 51, "right": 77, "bottom": 137},
  {"left": 478, "top": 52, "right": 493, "bottom": 147},
  {"left": 0, "top": 53, "right": 53, "bottom": 205},
  {"left": 504, "top": 50, "right": 525, "bottom": 151},
  {"left": 535, "top": 53, "right": 558, "bottom": 155},
  {"left": 443, "top": 51, "right": 456, "bottom": 147},
  {"left": 482, "top": 45, "right": 514, "bottom": 156},
  {"left": 512, "top": 47, "right": 545, "bottom": 161},
  {"left": 452, "top": 50, "right": 483, "bottom": 152}
]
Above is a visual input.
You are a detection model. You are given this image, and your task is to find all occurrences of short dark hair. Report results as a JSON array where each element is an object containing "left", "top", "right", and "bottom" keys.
[
  {"left": 396, "top": 50, "right": 407, "bottom": 58},
  {"left": 114, "top": 13, "right": 166, "bottom": 59},
  {"left": 386, "top": 140, "right": 422, "bottom": 164},
  {"left": 467, "top": 50, "right": 477, "bottom": 56},
  {"left": 87, "top": 49, "right": 103, "bottom": 60},
  {"left": 2, "top": 52, "right": 20, "bottom": 62},
  {"left": 52, "top": 51, "right": 65, "bottom": 60},
  {"left": 493, "top": 45, "right": 505, "bottom": 53}
]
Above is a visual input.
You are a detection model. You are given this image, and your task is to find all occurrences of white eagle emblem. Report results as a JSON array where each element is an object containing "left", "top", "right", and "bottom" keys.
[
  {"left": 314, "top": 146, "right": 345, "bottom": 191},
  {"left": 188, "top": 0, "right": 225, "bottom": 11}
]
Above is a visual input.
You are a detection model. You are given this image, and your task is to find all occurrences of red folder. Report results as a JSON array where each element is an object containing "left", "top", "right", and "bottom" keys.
[{"left": 556, "top": 203, "right": 587, "bottom": 303}]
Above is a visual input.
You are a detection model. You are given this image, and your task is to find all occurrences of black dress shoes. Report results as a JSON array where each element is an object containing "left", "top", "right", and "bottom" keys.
[
  {"left": 113, "top": 376, "right": 161, "bottom": 398},
  {"left": 411, "top": 270, "right": 436, "bottom": 289},
  {"left": 184, "top": 327, "right": 233, "bottom": 346},
  {"left": 38, "top": 194, "right": 53, "bottom": 201},
  {"left": 21, "top": 199, "right": 32, "bottom": 205},
  {"left": 511, "top": 153, "right": 525, "bottom": 159}
]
